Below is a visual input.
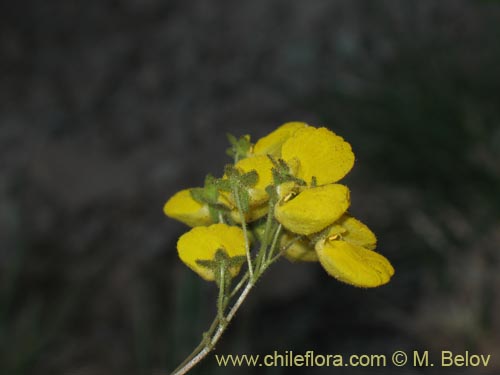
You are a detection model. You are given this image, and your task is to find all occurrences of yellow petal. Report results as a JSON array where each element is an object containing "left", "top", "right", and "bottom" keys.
[
  {"left": 282, "top": 232, "right": 318, "bottom": 262},
  {"left": 275, "top": 184, "right": 350, "bottom": 235},
  {"left": 282, "top": 127, "right": 355, "bottom": 185},
  {"left": 233, "top": 155, "right": 274, "bottom": 206},
  {"left": 327, "top": 215, "right": 377, "bottom": 250},
  {"left": 177, "top": 224, "right": 246, "bottom": 281},
  {"left": 315, "top": 239, "right": 394, "bottom": 288},
  {"left": 253, "top": 122, "right": 309, "bottom": 157},
  {"left": 163, "top": 189, "right": 212, "bottom": 227},
  {"left": 230, "top": 202, "right": 269, "bottom": 223}
]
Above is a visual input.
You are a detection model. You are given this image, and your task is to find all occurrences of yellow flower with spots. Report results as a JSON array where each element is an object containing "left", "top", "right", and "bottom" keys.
[
  {"left": 315, "top": 214, "right": 393, "bottom": 287},
  {"left": 177, "top": 223, "right": 246, "bottom": 281},
  {"left": 275, "top": 183, "right": 350, "bottom": 235},
  {"left": 326, "top": 215, "right": 377, "bottom": 250},
  {"left": 251, "top": 124, "right": 356, "bottom": 236},
  {"left": 281, "top": 213, "right": 393, "bottom": 287}
]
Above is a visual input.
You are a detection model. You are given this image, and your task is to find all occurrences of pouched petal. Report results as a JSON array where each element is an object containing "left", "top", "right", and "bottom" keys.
[
  {"left": 281, "top": 232, "right": 318, "bottom": 262},
  {"left": 163, "top": 189, "right": 212, "bottom": 227},
  {"left": 177, "top": 224, "right": 246, "bottom": 281},
  {"left": 275, "top": 184, "right": 350, "bottom": 235},
  {"left": 281, "top": 127, "right": 355, "bottom": 186},
  {"left": 327, "top": 215, "right": 377, "bottom": 250},
  {"left": 253, "top": 122, "right": 309, "bottom": 157},
  {"left": 233, "top": 155, "right": 274, "bottom": 206},
  {"left": 315, "top": 239, "right": 394, "bottom": 288}
]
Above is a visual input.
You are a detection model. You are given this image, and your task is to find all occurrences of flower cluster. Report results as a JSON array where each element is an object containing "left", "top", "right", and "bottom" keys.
[{"left": 164, "top": 122, "right": 394, "bottom": 288}]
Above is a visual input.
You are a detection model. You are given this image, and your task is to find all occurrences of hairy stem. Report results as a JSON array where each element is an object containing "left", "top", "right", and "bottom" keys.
[
  {"left": 170, "top": 281, "right": 254, "bottom": 375},
  {"left": 233, "top": 185, "right": 254, "bottom": 280}
]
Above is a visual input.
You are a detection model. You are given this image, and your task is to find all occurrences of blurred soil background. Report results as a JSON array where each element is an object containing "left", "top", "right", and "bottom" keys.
[{"left": 1, "top": 0, "right": 500, "bottom": 374}]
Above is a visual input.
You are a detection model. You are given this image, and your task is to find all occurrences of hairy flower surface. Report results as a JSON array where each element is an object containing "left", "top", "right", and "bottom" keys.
[
  {"left": 281, "top": 126, "right": 355, "bottom": 186},
  {"left": 326, "top": 215, "right": 377, "bottom": 250},
  {"left": 275, "top": 184, "right": 350, "bottom": 235},
  {"left": 252, "top": 122, "right": 308, "bottom": 157},
  {"left": 177, "top": 224, "right": 246, "bottom": 281},
  {"left": 315, "top": 239, "right": 394, "bottom": 288}
]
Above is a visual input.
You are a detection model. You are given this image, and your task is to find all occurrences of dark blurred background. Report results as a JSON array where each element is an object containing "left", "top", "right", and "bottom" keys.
[{"left": 1, "top": 0, "right": 500, "bottom": 374}]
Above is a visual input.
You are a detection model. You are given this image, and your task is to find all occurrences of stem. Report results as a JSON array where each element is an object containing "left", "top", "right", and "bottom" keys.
[
  {"left": 170, "top": 281, "right": 254, "bottom": 375},
  {"left": 218, "top": 211, "right": 225, "bottom": 224},
  {"left": 254, "top": 197, "right": 276, "bottom": 275},
  {"left": 267, "top": 233, "right": 301, "bottom": 267},
  {"left": 217, "top": 266, "right": 226, "bottom": 323},
  {"left": 233, "top": 185, "right": 254, "bottom": 280},
  {"left": 230, "top": 272, "right": 249, "bottom": 299},
  {"left": 266, "top": 223, "right": 283, "bottom": 264},
  {"left": 170, "top": 317, "right": 220, "bottom": 374},
  {"left": 171, "top": 193, "right": 283, "bottom": 375}
]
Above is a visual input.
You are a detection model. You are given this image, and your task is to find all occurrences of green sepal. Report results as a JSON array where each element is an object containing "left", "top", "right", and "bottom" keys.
[
  {"left": 265, "top": 185, "right": 278, "bottom": 201},
  {"left": 240, "top": 170, "right": 258, "bottom": 187},
  {"left": 190, "top": 174, "right": 232, "bottom": 222},
  {"left": 226, "top": 134, "right": 252, "bottom": 162},
  {"left": 190, "top": 187, "right": 207, "bottom": 205},
  {"left": 215, "top": 178, "right": 231, "bottom": 192},
  {"left": 222, "top": 164, "right": 258, "bottom": 214},
  {"left": 268, "top": 156, "right": 306, "bottom": 186},
  {"left": 189, "top": 174, "right": 220, "bottom": 206},
  {"left": 195, "top": 249, "right": 246, "bottom": 288},
  {"left": 238, "top": 187, "right": 250, "bottom": 213}
]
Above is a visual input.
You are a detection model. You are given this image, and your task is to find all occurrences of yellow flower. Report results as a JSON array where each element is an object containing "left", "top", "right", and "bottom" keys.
[
  {"left": 163, "top": 189, "right": 212, "bottom": 227},
  {"left": 315, "top": 238, "right": 394, "bottom": 288},
  {"left": 326, "top": 215, "right": 377, "bottom": 250},
  {"left": 274, "top": 184, "right": 350, "bottom": 235},
  {"left": 232, "top": 155, "right": 274, "bottom": 206},
  {"left": 281, "top": 126, "right": 355, "bottom": 186},
  {"left": 281, "top": 232, "right": 318, "bottom": 262},
  {"left": 282, "top": 215, "right": 377, "bottom": 263},
  {"left": 177, "top": 224, "right": 246, "bottom": 281},
  {"left": 252, "top": 122, "right": 309, "bottom": 157}
]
